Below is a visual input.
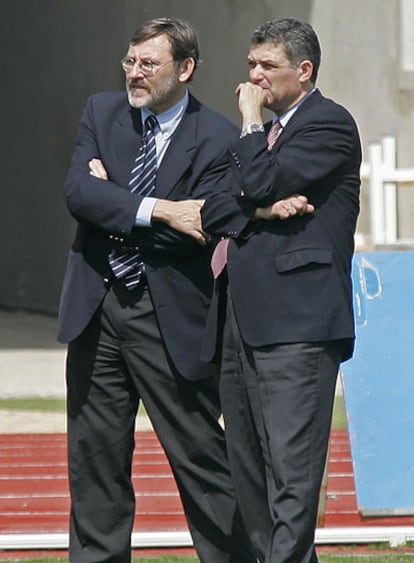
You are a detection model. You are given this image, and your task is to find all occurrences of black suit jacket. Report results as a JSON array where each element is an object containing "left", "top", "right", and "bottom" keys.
[
  {"left": 58, "top": 91, "right": 240, "bottom": 380},
  {"left": 201, "top": 89, "right": 361, "bottom": 362}
]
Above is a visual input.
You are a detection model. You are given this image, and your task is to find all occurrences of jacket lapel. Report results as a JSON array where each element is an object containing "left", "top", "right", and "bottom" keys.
[
  {"left": 112, "top": 105, "right": 144, "bottom": 188},
  {"left": 154, "top": 96, "right": 198, "bottom": 198},
  {"left": 271, "top": 89, "right": 323, "bottom": 152}
]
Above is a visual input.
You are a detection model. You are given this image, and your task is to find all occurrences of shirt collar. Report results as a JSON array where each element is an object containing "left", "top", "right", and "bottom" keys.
[
  {"left": 141, "top": 90, "right": 189, "bottom": 140},
  {"left": 273, "top": 87, "right": 316, "bottom": 128}
]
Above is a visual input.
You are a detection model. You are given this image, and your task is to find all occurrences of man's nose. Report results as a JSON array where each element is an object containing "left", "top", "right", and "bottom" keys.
[
  {"left": 249, "top": 67, "right": 263, "bottom": 84},
  {"left": 249, "top": 65, "right": 263, "bottom": 83},
  {"left": 129, "top": 62, "right": 146, "bottom": 78}
]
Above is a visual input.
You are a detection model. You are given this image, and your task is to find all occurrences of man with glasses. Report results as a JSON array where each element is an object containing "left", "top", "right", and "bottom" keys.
[{"left": 58, "top": 17, "right": 260, "bottom": 563}]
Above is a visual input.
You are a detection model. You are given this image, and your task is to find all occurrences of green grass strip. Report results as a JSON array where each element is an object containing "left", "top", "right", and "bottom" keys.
[{"left": 0, "top": 397, "right": 66, "bottom": 412}]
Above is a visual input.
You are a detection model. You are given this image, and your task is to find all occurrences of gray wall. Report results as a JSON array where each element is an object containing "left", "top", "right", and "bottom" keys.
[
  {"left": 311, "top": 0, "right": 414, "bottom": 243},
  {"left": 0, "top": 0, "right": 313, "bottom": 314}
]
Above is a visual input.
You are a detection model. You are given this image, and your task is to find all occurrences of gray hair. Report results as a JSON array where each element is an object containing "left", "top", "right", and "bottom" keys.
[{"left": 251, "top": 18, "right": 321, "bottom": 83}]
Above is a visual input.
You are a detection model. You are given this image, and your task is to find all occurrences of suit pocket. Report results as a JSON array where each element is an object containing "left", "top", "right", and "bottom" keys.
[{"left": 274, "top": 248, "right": 332, "bottom": 273}]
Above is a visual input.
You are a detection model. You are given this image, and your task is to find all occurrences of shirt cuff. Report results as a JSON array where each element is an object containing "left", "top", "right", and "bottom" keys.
[{"left": 135, "top": 197, "right": 158, "bottom": 227}]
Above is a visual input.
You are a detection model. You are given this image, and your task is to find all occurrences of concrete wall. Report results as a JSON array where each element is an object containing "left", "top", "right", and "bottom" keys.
[
  {"left": 310, "top": 0, "right": 414, "bottom": 243},
  {"left": 0, "top": 0, "right": 312, "bottom": 314}
]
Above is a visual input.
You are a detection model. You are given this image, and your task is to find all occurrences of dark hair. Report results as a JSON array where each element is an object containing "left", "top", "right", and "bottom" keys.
[
  {"left": 251, "top": 18, "right": 321, "bottom": 83},
  {"left": 130, "top": 17, "right": 200, "bottom": 79}
]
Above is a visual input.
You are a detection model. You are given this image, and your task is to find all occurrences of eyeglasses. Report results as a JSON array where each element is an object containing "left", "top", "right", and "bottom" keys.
[{"left": 121, "top": 57, "right": 175, "bottom": 76}]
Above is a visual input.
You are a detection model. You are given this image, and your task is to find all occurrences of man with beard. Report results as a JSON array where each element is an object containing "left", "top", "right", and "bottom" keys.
[{"left": 58, "top": 17, "right": 259, "bottom": 563}]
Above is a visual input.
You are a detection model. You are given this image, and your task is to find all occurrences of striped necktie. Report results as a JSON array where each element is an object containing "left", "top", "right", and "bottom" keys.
[
  {"left": 267, "top": 119, "right": 282, "bottom": 150},
  {"left": 108, "top": 114, "right": 158, "bottom": 290}
]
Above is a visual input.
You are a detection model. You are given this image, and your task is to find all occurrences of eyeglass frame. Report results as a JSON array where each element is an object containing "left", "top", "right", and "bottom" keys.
[{"left": 121, "top": 57, "right": 177, "bottom": 76}]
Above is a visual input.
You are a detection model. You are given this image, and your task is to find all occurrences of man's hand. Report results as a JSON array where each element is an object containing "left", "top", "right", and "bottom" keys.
[
  {"left": 255, "top": 195, "right": 315, "bottom": 221},
  {"left": 235, "top": 82, "right": 267, "bottom": 127},
  {"left": 88, "top": 159, "right": 209, "bottom": 245},
  {"left": 89, "top": 158, "right": 108, "bottom": 180},
  {"left": 152, "top": 199, "right": 210, "bottom": 246}
]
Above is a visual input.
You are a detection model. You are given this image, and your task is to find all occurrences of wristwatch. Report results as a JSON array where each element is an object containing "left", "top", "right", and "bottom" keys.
[{"left": 240, "top": 123, "right": 265, "bottom": 137}]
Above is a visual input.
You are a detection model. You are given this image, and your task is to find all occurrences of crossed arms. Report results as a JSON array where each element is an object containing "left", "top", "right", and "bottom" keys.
[{"left": 88, "top": 158, "right": 314, "bottom": 245}]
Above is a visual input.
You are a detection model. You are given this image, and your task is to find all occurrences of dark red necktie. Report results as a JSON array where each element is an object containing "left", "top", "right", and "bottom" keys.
[
  {"left": 211, "top": 238, "right": 230, "bottom": 279},
  {"left": 267, "top": 119, "right": 282, "bottom": 150}
]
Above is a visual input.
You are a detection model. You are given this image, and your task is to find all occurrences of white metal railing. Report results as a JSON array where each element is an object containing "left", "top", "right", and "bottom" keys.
[
  {"left": 2, "top": 526, "right": 414, "bottom": 550},
  {"left": 360, "top": 136, "right": 414, "bottom": 246}
]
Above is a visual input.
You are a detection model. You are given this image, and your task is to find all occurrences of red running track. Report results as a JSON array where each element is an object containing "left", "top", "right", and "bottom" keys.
[
  {"left": 0, "top": 432, "right": 187, "bottom": 535},
  {"left": 1, "top": 429, "right": 414, "bottom": 538}
]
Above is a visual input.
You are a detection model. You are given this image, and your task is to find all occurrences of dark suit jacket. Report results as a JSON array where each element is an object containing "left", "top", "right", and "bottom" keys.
[
  {"left": 58, "top": 91, "right": 240, "bottom": 380},
  {"left": 201, "top": 89, "right": 362, "bottom": 362}
]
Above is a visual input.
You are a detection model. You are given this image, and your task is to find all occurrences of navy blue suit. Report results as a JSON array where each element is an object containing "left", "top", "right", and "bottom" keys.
[
  {"left": 59, "top": 92, "right": 237, "bottom": 381},
  {"left": 201, "top": 89, "right": 362, "bottom": 562},
  {"left": 58, "top": 92, "right": 256, "bottom": 562}
]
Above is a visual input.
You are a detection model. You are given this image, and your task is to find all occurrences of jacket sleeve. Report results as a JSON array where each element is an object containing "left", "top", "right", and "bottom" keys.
[
  {"left": 63, "top": 95, "right": 143, "bottom": 236},
  {"left": 199, "top": 156, "right": 257, "bottom": 237},
  {"left": 227, "top": 104, "right": 361, "bottom": 207}
]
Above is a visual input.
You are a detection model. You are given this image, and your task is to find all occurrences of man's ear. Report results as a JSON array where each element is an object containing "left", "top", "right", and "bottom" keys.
[
  {"left": 297, "top": 59, "right": 313, "bottom": 83},
  {"left": 178, "top": 58, "right": 196, "bottom": 83}
]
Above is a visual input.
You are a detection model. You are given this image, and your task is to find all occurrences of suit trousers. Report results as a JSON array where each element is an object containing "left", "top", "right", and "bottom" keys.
[
  {"left": 220, "top": 287, "right": 345, "bottom": 563},
  {"left": 66, "top": 281, "right": 256, "bottom": 563}
]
